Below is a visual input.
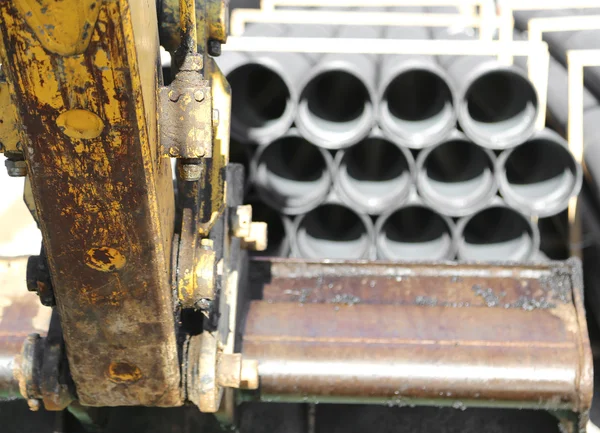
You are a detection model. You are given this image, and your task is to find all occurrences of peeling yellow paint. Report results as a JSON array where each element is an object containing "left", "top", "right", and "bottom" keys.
[{"left": 84, "top": 247, "right": 126, "bottom": 272}]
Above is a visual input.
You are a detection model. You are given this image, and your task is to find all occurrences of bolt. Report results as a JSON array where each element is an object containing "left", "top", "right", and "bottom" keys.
[
  {"left": 194, "top": 90, "right": 205, "bottom": 102},
  {"left": 208, "top": 40, "right": 222, "bottom": 57},
  {"left": 168, "top": 91, "right": 180, "bottom": 102},
  {"left": 5, "top": 159, "right": 26, "bottom": 177},
  {"left": 169, "top": 146, "right": 180, "bottom": 157},
  {"left": 196, "top": 298, "right": 212, "bottom": 310},
  {"left": 200, "top": 238, "right": 214, "bottom": 249},
  {"left": 27, "top": 399, "right": 41, "bottom": 411},
  {"left": 179, "top": 162, "right": 202, "bottom": 181}
]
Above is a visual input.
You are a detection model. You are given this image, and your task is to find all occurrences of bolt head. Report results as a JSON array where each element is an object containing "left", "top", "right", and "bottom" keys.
[
  {"left": 208, "top": 40, "right": 222, "bottom": 57},
  {"left": 179, "top": 163, "right": 202, "bottom": 181},
  {"left": 169, "top": 147, "right": 180, "bottom": 157},
  {"left": 168, "top": 91, "right": 180, "bottom": 102},
  {"left": 27, "top": 399, "right": 41, "bottom": 411},
  {"left": 5, "top": 159, "right": 26, "bottom": 177},
  {"left": 194, "top": 90, "right": 205, "bottom": 102}
]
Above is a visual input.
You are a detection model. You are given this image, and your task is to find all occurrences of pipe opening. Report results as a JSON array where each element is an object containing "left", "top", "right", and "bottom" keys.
[
  {"left": 338, "top": 138, "right": 412, "bottom": 212},
  {"left": 382, "top": 69, "right": 455, "bottom": 141},
  {"left": 256, "top": 136, "right": 331, "bottom": 213},
  {"left": 459, "top": 206, "right": 536, "bottom": 261},
  {"left": 464, "top": 70, "right": 537, "bottom": 146},
  {"left": 296, "top": 204, "right": 371, "bottom": 259},
  {"left": 419, "top": 138, "right": 495, "bottom": 214},
  {"left": 502, "top": 138, "right": 578, "bottom": 214},
  {"left": 247, "top": 199, "right": 289, "bottom": 257},
  {"left": 377, "top": 205, "right": 454, "bottom": 260},
  {"left": 298, "top": 70, "right": 373, "bottom": 146},
  {"left": 229, "top": 64, "right": 293, "bottom": 138}
]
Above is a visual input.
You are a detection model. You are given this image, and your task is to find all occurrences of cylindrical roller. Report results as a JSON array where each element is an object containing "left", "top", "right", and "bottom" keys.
[
  {"left": 416, "top": 131, "right": 497, "bottom": 217},
  {"left": 218, "top": 24, "right": 311, "bottom": 144},
  {"left": 375, "top": 197, "right": 456, "bottom": 261},
  {"left": 456, "top": 201, "right": 540, "bottom": 261},
  {"left": 334, "top": 130, "right": 414, "bottom": 215},
  {"left": 293, "top": 202, "right": 374, "bottom": 259},
  {"left": 246, "top": 198, "right": 293, "bottom": 258},
  {"left": 378, "top": 26, "right": 456, "bottom": 148},
  {"left": 296, "top": 26, "right": 379, "bottom": 149},
  {"left": 496, "top": 129, "right": 582, "bottom": 218},
  {"left": 253, "top": 131, "right": 334, "bottom": 215}
]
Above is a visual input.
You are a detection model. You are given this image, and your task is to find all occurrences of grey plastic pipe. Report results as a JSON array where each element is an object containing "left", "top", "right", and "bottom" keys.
[
  {"left": 334, "top": 129, "right": 415, "bottom": 215},
  {"left": 456, "top": 200, "right": 540, "bottom": 261},
  {"left": 218, "top": 24, "right": 311, "bottom": 144},
  {"left": 512, "top": 9, "right": 600, "bottom": 98},
  {"left": 296, "top": 25, "right": 379, "bottom": 149},
  {"left": 378, "top": 26, "right": 457, "bottom": 149},
  {"left": 496, "top": 128, "right": 582, "bottom": 218},
  {"left": 584, "top": 107, "right": 600, "bottom": 200},
  {"left": 246, "top": 197, "right": 293, "bottom": 257},
  {"left": 512, "top": 31, "right": 598, "bottom": 132},
  {"left": 375, "top": 195, "right": 456, "bottom": 261},
  {"left": 431, "top": 28, "right": 539, "bottom": 149},
  {"left": 416, "top": 131, "right": 497, "bottom": 217},
  {"left": 252, "top": 130, "right": 334, "bottom": 215},
  {"left": 293, "top": 202, "right": 375, "bottom": 260}
]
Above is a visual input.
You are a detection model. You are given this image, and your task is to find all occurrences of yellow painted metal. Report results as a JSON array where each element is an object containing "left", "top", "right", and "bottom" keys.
[
  {"left": 0, "top": 81, "right": 20, "bottom": 153},
  {"left": 0, "top": 0, "right": 181, "bottom": 406},
  {"left": 13, "top": 0, "right": 101, "bottom": 56},
  {"left": 159, "top": 0, "right": 228, "bottom": 54}
]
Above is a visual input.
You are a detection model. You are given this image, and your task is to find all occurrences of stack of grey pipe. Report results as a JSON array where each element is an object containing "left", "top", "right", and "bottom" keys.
[{"left": 219, "top": 19, "right": 583, "bottom": 262}]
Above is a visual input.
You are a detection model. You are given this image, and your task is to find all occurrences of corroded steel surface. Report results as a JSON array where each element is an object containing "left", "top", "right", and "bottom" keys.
[
  {"left": 0, "top": 1, "right": 181, "bottom": 406},
  {"left": 242, "top": 258, "right": 592, "bottom": 427}
]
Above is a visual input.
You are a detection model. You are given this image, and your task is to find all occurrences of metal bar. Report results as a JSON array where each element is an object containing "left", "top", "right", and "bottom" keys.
[
  {"left": 230, "top": 10, "right": 485, "bottom": 36},
  {"left": 0, "top": 0, "right": 181, "bottom": 406},
  {"left": 241, "top": 258, "right": 592, "bottom": 425},
  {"left": 180, "top": 0, "right": 198, "bottom": 54}
]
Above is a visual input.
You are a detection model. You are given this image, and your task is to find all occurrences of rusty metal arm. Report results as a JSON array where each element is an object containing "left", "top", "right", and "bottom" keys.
[{"left": 0, "top": 0, "right": 181, "bottom": 407}]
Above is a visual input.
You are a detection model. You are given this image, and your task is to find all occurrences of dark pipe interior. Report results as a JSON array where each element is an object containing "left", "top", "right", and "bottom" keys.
[
  {"left": 385, "top": 70, "right": 452, "bottom": 122},
  {"left": 258, "top": 136, "right": 329, "bottom": 209},
  {"left": 421, "top": 139, "right": 494, "bottom": 206},
  {"left": 461, "top": 206, "right": 535, "bottom": 261},
  {"left": 303, "top": 71, "right": 369, "bottom": 124},
  {"left": 297, "top": 204, "right": 370, "bottom": 259},
  {"left": 229, "top": 64, "right": 290, "bottom": 130},
  {"left": 378, "top": 205, "right": 453, "bottom": 260},
  {"left": 504, "top": 138, "right": 577, "bottom": 202},
  {"left": 466, "top": 71, "right": 535, "bottom": 124},
  {"left": 341, "top": 138, "right": 411, "bottom": 206}
]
